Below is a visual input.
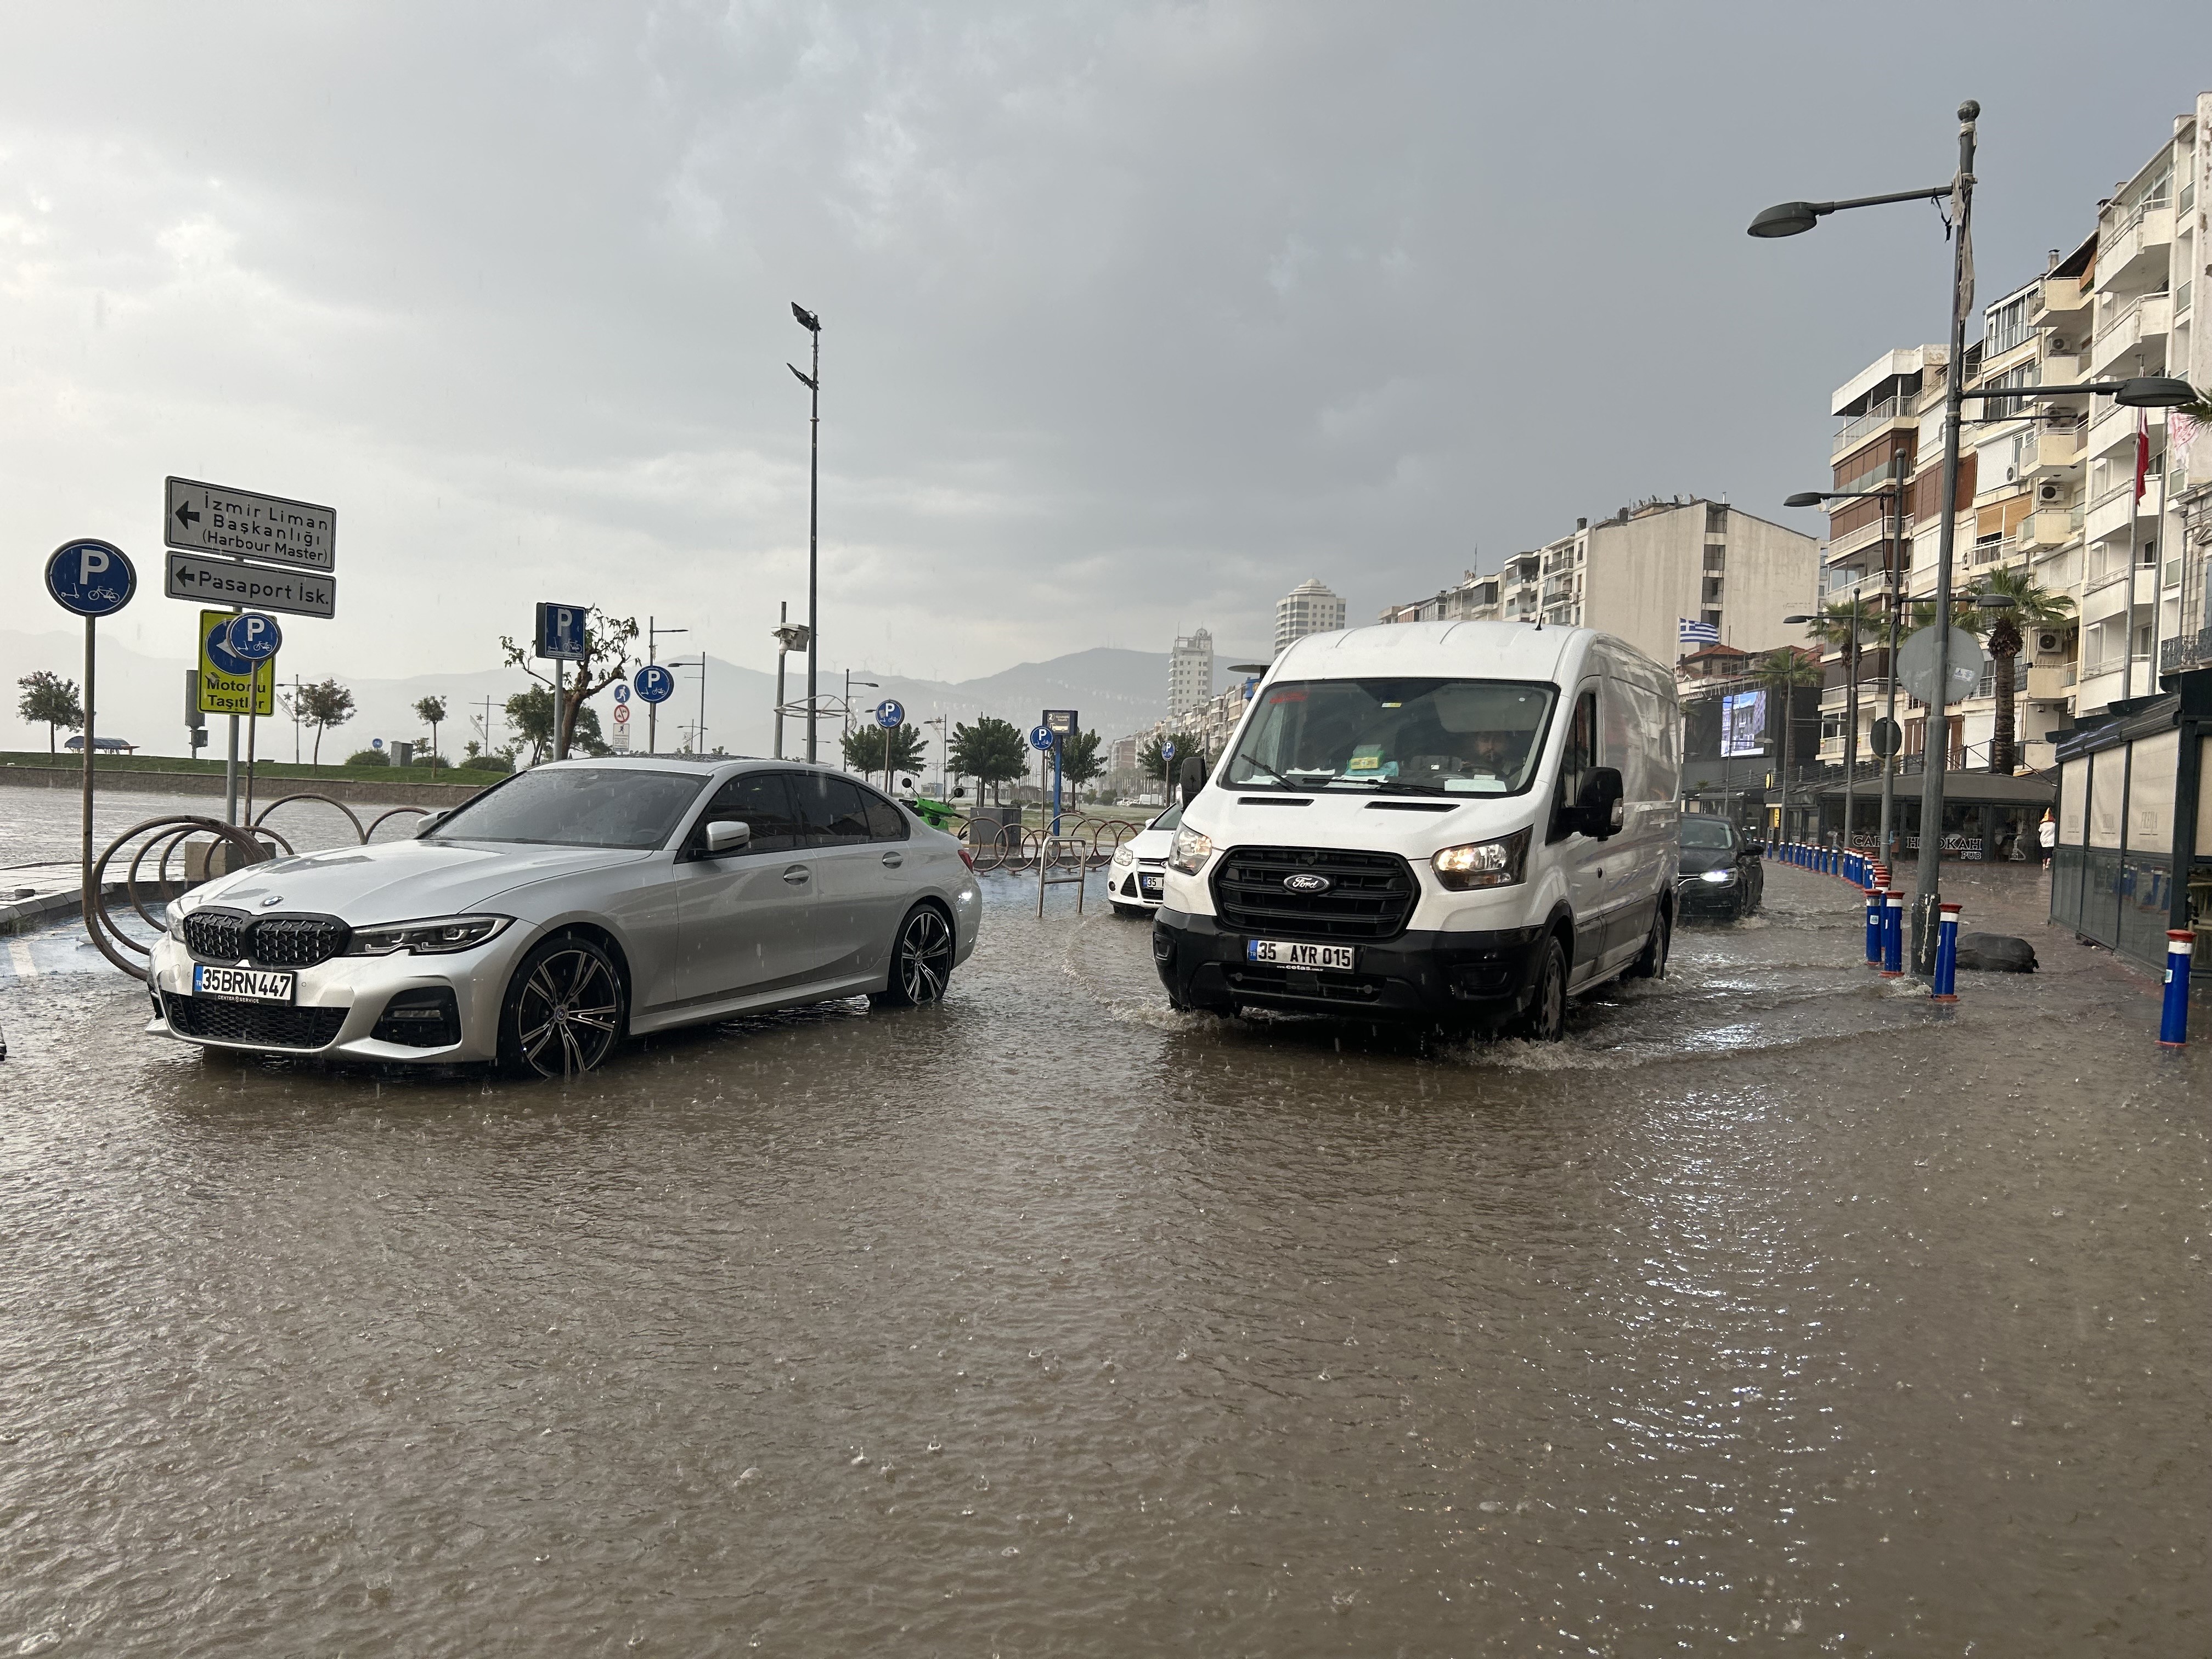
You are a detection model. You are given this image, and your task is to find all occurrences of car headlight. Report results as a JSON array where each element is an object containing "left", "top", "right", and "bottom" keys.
[
  {"left": 1431, "top": 827, "right": 1531, "bottom": 891},
  {"left": 1111, "top": 844, "right": 1136, "bottom": 868},
  {"left": 1697, "top": 868, "right": 1736, "bottom": 885},
  {"left": 1168, "top": 825, "right": 1214, "bottom": 875},
  {"left": 344, "top": 915, "right": 513, "bottom": 956}
]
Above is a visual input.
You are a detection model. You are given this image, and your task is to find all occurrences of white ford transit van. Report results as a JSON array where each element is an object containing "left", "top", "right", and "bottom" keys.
[{"left": 1151, "top": 620, "right": 1679, "bottom": 1039}]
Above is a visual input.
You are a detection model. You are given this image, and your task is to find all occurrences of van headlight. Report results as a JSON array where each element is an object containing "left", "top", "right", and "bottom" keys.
[
  {"left": 1168, "top": 826, "right": 1214, "bottom": 875},
  {"left": 1431, "top": 827, "right": 1531, "bottom": 891},
  {"left": 344, "top": 915, "right": 512, "bottom": 956}
]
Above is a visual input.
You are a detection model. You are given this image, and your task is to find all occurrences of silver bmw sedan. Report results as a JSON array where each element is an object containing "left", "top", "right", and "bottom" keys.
[{"left": 147, "top": 757, "right": 982, "bottom": 1077}]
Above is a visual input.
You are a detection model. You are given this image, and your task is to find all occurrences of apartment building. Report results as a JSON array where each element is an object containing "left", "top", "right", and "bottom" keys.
[
  {"left": 1274, "top": 579, "right": 1346, "bottom": 653},
  {"left": 1378, "top": 572, "right": 1500, "bottom": 625},
  {"left": 1168, "top": 628, "right": 1214, "bottom": 719},
  {"left": 1380, "top": 499, "right": 1816, "bottom": 668}
]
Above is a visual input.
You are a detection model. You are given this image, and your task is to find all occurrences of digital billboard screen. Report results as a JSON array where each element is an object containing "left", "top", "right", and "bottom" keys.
[{"left": 1720, "top": 689, "right": 1767, "bottom": 758}]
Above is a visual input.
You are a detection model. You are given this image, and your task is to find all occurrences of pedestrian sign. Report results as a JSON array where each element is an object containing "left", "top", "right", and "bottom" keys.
[
  {"left": 196, "top": 608, "right": 274, "bottom": 716},
  {"left": 612, "top": 682, "right": 631, "bottom": 704},
  {"left": 612, "top": 702, "right": 631, "bottom": 724}
]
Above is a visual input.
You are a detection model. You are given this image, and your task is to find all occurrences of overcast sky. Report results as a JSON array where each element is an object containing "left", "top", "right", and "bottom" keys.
[{"left": 3, "top": 3, "right": 2204, "bottom": 689}]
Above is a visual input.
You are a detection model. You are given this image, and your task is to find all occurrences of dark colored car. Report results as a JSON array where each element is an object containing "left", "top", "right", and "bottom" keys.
[{"left": 1675, "top": 816, "right": 1762, "bottom": 919}]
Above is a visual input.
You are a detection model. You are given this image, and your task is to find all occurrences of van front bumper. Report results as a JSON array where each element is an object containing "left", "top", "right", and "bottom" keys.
[{"left": 1150, "top": 907, "right": 1547, "bottom": 1023}]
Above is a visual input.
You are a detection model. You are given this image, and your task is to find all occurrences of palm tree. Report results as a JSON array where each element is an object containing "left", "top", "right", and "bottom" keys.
[
  {"left": 1966, "top": 568, "right": 2074, "bottom": 775},
  {"left": 1753, "top": 647, "right": 1823, "bottom": 840},
  {"left": 1799, "top": 599, "right": 1882, "bottom": 846}
]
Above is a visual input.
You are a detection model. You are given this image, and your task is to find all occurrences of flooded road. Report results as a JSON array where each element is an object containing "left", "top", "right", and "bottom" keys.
[{"left": 1, "top": 864, "right": 2204, "bottom": 1655}]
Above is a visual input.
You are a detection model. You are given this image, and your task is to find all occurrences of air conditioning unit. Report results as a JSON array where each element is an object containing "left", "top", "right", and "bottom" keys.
[
  {"left": 2047, "top": 337, "right": 2067, "bottom": 354},
  {"left": 2038, "top": 633, "right": 2061, "bottom": 653},
  {"left": 2037, "top": 481, "right": 2063, "bottom": 503}
]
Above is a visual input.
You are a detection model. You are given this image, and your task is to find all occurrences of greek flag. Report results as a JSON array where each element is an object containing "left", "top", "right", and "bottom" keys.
[{"left": 1679, "top": 617, "right": 1720, "bottom": 645}]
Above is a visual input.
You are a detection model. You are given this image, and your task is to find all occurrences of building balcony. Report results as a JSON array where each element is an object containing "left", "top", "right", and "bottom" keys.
[
  {"left": 2086, "top": 397, "right": 2161, "bottom": 461},
  {"left": 2089, "top": 291, "right": 2171, "bottom": 377},
  {"left": 2024, "top": 427, "right": 2085, "bottom": 479},
  {"left": 2019, "top": 504, "right": 2083, "bottom": 549},
  {"left": 2093, "top": 200, "right": 2174, "bottom": 294},
  {"left": 2025, "top": 664, "right": 2076, "bottom": 699},
  {"left": 2084, "top": 476, "right": 2162, "bottom": 545},
  {"left": 1826, "top": 514, "right": 1904, "bottom": 561},
  {"left": 1831, "top": 396, "right": 1918, "bottom": 461},
  {"left": 2034, "top": 274, "right": 2094, "bottom": 328}
]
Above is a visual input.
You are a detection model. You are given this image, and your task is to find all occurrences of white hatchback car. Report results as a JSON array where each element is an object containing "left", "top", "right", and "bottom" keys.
[
  {"left": 1105, "top": 802, "right": 1181, "bottom": 917},
  {"left": 149, "top": 758, "right": 981, "bottom": 1076}
]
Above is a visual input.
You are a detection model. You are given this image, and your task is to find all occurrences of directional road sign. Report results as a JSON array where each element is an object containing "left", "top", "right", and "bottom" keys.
[
  {"left": 165, "top": 477, "right": 336, "bottom": 572},
  {"left": 197, "top": 609, "right": 275, "bottom": 716},
  {"left": 1030, "top": 724, "right": 1056, "bottom": 752},
  {"left": 45, "top": 540, "right": 137, "bottom": 617},
  {"left": 535, "top": 602, "right": 589, "bottom": 662},
  {"left": 612, "top": 682, "right": 631, "bottom": 704},
  {"left": 225, "top": 612, "right": 283, "bottom": 662},
  {"left": 1042, "top": 708, "right": 1078, "bottom": 738},
  {"left": 165, "top": 550, "right": 336, "bottom": 617},
  {"left": 876, "top": 698, "right": 905, "bottom": 729},
  {"left": 634, "top": 664, "right": 676, "bottom": 703}
]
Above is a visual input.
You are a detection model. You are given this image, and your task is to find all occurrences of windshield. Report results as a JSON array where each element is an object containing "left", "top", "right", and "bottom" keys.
[
  {"left": 1148, "top": 802, "right": 1183, "bottom": 832},
  {"left": 430, "top": 766, "right": 707, "bottom": 849},
  {"left": 1680, "top": 818, "right": 1736, "bottom": 850},
  {"left": 1223, "top": 678, "right": 1557, "bottom": 796}
]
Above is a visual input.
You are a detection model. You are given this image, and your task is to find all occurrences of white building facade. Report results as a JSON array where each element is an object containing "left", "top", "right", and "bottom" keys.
[
  {"left": 1274, "top": 579, "right": 1345, "bottom": 653},
  {"left": 1168, "top": 628, "right": 1214, "bottom": 720}
]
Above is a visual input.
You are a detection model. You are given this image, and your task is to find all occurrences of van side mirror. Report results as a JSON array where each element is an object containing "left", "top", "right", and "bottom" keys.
[
  {"left": 702, "top": 820, "right": 752, "bottom": 855},
  {"left": 1744, "top": 842, "right": 1763, "bottom": 859},
  {"left": 1572, "top": 768, "right": 1624, "bottom": 839},
  {"left": 1178, "top": 754, "right": 1206, "bottom": 806}
]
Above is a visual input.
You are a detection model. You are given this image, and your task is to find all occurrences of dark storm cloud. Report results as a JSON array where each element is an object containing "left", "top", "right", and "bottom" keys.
[{"left": 1, "top": 2, "right": 2202, "bottom": 690}]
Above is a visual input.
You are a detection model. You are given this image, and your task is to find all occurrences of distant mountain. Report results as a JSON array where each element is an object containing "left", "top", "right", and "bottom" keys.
[{"left": 1, "top": 630, "right": 1253, "bottom": 769}]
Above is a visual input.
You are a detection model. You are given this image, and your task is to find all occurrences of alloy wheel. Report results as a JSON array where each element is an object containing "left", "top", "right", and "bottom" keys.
[
  {"left": 514, "top": 946, "right": 622, "bottom": 1077},
  {"left": 896, "top": 907, "right": 955, "bottom": 1004}
]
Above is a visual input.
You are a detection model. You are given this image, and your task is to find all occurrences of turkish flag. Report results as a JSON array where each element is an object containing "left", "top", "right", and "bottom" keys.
[{"left": 2134, "top": 409, "right": 2150, "bottom": 501}]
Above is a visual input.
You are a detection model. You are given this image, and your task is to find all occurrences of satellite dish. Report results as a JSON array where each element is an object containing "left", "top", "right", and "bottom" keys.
[{"left": 1895, "top": 625, "right": 1987, "bottom": 707}]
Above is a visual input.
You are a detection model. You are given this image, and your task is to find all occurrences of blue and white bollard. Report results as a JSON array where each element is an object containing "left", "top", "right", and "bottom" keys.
[
  {"left": 2160, "top": 929, "right": 2193, "bottom": 1048},
  {"left": 1931, "top": 900, "right": 1962, "bottom": 1003},
  {"left": 1864, "top": 884, "right": 1883, "bottom": 967},
  {"left": 1881, "top": 890, "right": 1904, "bottom": 978}
]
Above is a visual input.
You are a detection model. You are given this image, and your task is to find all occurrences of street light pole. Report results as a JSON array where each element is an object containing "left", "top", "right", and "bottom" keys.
[
  {"left": 647, "top": 616, "right": 687, "bottom": 757},
  {"left": 789, "top": 304, "right": 822, "bottom": 764}
]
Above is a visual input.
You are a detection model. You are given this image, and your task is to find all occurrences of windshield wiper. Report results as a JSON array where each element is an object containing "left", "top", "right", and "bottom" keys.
[
  {"left": 1366, "top": 778, "right": 1457, "bottom": 796},
  {"left": 1228, "top": 758, "right": 1311, "bottom": 791}
]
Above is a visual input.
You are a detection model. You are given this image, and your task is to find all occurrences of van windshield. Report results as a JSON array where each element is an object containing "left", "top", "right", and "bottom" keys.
[{"left": 1223, "top": 679, "right": 1558, "bottom": 796}]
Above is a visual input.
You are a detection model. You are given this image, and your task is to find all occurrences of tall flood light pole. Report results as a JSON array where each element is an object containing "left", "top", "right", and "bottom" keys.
[{"left": 789, "top": 303, "right": 822, "bottom": 764}]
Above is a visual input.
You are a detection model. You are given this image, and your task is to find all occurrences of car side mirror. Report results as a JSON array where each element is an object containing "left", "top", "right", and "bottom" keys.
[
  {"left": 1744, "top": 843, "right": 1762, "bottom": 859},
  {"left": 952, "top": 785, "right": 967, "bottom": 799},
  {"left": 1573, "top": 768, "right": 1624, "bottom": 839},
  {"left": 413, "top": 810, "right": 447, "bottom": 838},
  {"left": 703, "top": 820, "right": 751, "bottom": 855}
]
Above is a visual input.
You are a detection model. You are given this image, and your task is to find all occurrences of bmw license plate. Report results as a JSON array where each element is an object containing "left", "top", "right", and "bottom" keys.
[
  {"left": 1245, "top": 939, "right": 1357, "bottom": 972},
  {"left": 193, "top": 963, "right": 296, "bottom": 1004}
]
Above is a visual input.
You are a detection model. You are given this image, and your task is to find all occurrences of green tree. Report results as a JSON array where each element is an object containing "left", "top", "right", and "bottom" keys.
[
  {"left": 1967, "top": 568, "right": 2075, "bottom": 775},
  {"left": 414, "top": 695, "right": 447, "bottom": 763},
  {"left": 498, "top": 607, "right": 640, "bottom": 760},
  {"left": 1138, "top": 730, "right": 1204, "bottom": 782},
  {"left": 841, "top": 720, "right": 927, "bottom": 780},
  {"left": 1058, "top": 728, "right": 1104, "bottom": 787},
  {"left": 1753, "top": 648, "right": 1822, "bottom": 837},
  {"left": 295, "top": 678, "right": 356, "bottom": 765},
  {"left": 504, "top": 686, "right": 607, "bottom": 764},
  {"left": 346, "top": 748, "right": 391, "bottom": 768},
  {"left": 16, "top": 670, "right": 83, "bottom": 753},
  {"left": 948, "top": 716, "right": 1028, "bottom": 804}
]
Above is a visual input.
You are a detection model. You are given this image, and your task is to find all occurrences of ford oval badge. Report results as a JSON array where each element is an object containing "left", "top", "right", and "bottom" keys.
[{"left": 1283, "top": 873, "right": 1333, "bottom": 895}]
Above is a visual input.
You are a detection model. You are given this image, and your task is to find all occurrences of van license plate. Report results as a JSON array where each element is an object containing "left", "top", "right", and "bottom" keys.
[
  {"left": 1246, "top": 939, "right": 1357, "bottom": 972},
  {"left": 193, "top": 964, "right": 296, "bottom": 1004}
]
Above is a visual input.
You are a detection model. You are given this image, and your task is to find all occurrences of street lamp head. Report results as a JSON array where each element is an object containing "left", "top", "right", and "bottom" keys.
[
  {"left": 1782, "top": 492, "right": 1829, "bottom": 507},
  {"left": 1972, "top": 594, "right": 2017, "bottom": 609},
  {"left": 1782, "top": 614, "right": 1815, "bottom": 625},
  {"left": 1747, "top": 200, "right": 1823, "bottom": 238},
  {"left": 2113, "top": 376, "right": 2198, "bottom": 409},
  {"left": 791, "top": 302, "right": 820, "bottom": 333}
]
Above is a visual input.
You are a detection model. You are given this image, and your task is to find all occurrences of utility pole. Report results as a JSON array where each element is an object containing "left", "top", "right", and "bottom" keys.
[
  {"left": 790, "top": 303, "right": 822, "bottom": 763},
  {"left": 648, "top": 616, "right": 686, "bottom": 757}
]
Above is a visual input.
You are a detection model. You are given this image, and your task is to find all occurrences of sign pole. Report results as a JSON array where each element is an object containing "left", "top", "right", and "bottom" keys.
[
  {"left": 554, "top": 658, "right": 566, "bottom": 763},
  {"left": 81, "top": 613, "right": 96, "bottom": 909}
]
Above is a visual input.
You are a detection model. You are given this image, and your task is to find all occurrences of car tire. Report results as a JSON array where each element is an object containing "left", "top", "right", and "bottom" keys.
[
  {"left": 498, "top": 932, "right": 626, "bottom": 1080},
  {"left": 872, "top": 902, "right": 956, "bottom": 1008},
  {"left": 1515, "top": 935, "right": 1568, "bottom": 1042},
  {"left": 1627, "top": 906, "right": 1670, "bottom": 980}
]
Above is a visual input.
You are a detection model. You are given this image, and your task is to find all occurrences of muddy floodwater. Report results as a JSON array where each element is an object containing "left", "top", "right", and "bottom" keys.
[{"left": 1, "top": 863, "right": 2204, "bottom": 1655}]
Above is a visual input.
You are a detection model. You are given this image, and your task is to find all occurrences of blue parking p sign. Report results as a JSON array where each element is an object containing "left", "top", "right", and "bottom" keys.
[
  {"left": 1030, "top": 724, "right": 1055, "bottom": 752},
  {"left": 46, "top": 540, "right": 137, "bottom": 618},
  {"left": 875, "top": 698, "right": 905, "bottom": 729},
  {"left": 534, "top": 602, "right": 588, "bottom": 662},
  {"left": 633, "top": 664, "right": 676, "bottom": 704}
]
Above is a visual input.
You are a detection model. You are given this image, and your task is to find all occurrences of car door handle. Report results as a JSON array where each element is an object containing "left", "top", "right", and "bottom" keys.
[
  {"left": 881, "top": 851, "right": 903, "bottom": 868},
  {"left": 782, "top": 865, "right": 810, "bottom": 884}
]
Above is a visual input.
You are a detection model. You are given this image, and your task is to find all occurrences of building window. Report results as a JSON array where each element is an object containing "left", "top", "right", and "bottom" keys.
[
  {"left": 1701, "top": 608, "right": 1723, "bottom": 631},
  {"left": 1702, "top": 547, "right": 1725, "bottom": 572},
  {"left": 1983, "top": 290, "right": 2033, "bottom": 357},
  {"left": 1705, "top": 504, "right": 1728, "bottom": 534},
  {"left": 1702, "top": 577, "right": 1724, "bottom": 603}
]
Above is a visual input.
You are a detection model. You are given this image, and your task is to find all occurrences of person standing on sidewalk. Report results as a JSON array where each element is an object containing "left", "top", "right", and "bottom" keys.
[{"left": 2038, "top": 809, "right": 2057, "bottom": 870}]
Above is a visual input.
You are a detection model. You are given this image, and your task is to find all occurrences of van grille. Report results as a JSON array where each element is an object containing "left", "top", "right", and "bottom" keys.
[{"left": 1211, "top": 847, "right": 1417, "bottom": 941}]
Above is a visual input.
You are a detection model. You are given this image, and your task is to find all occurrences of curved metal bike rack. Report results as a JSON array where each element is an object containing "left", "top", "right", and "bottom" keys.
[{"left": 83, "top": 815, "right": 289, "bottom": 982}]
